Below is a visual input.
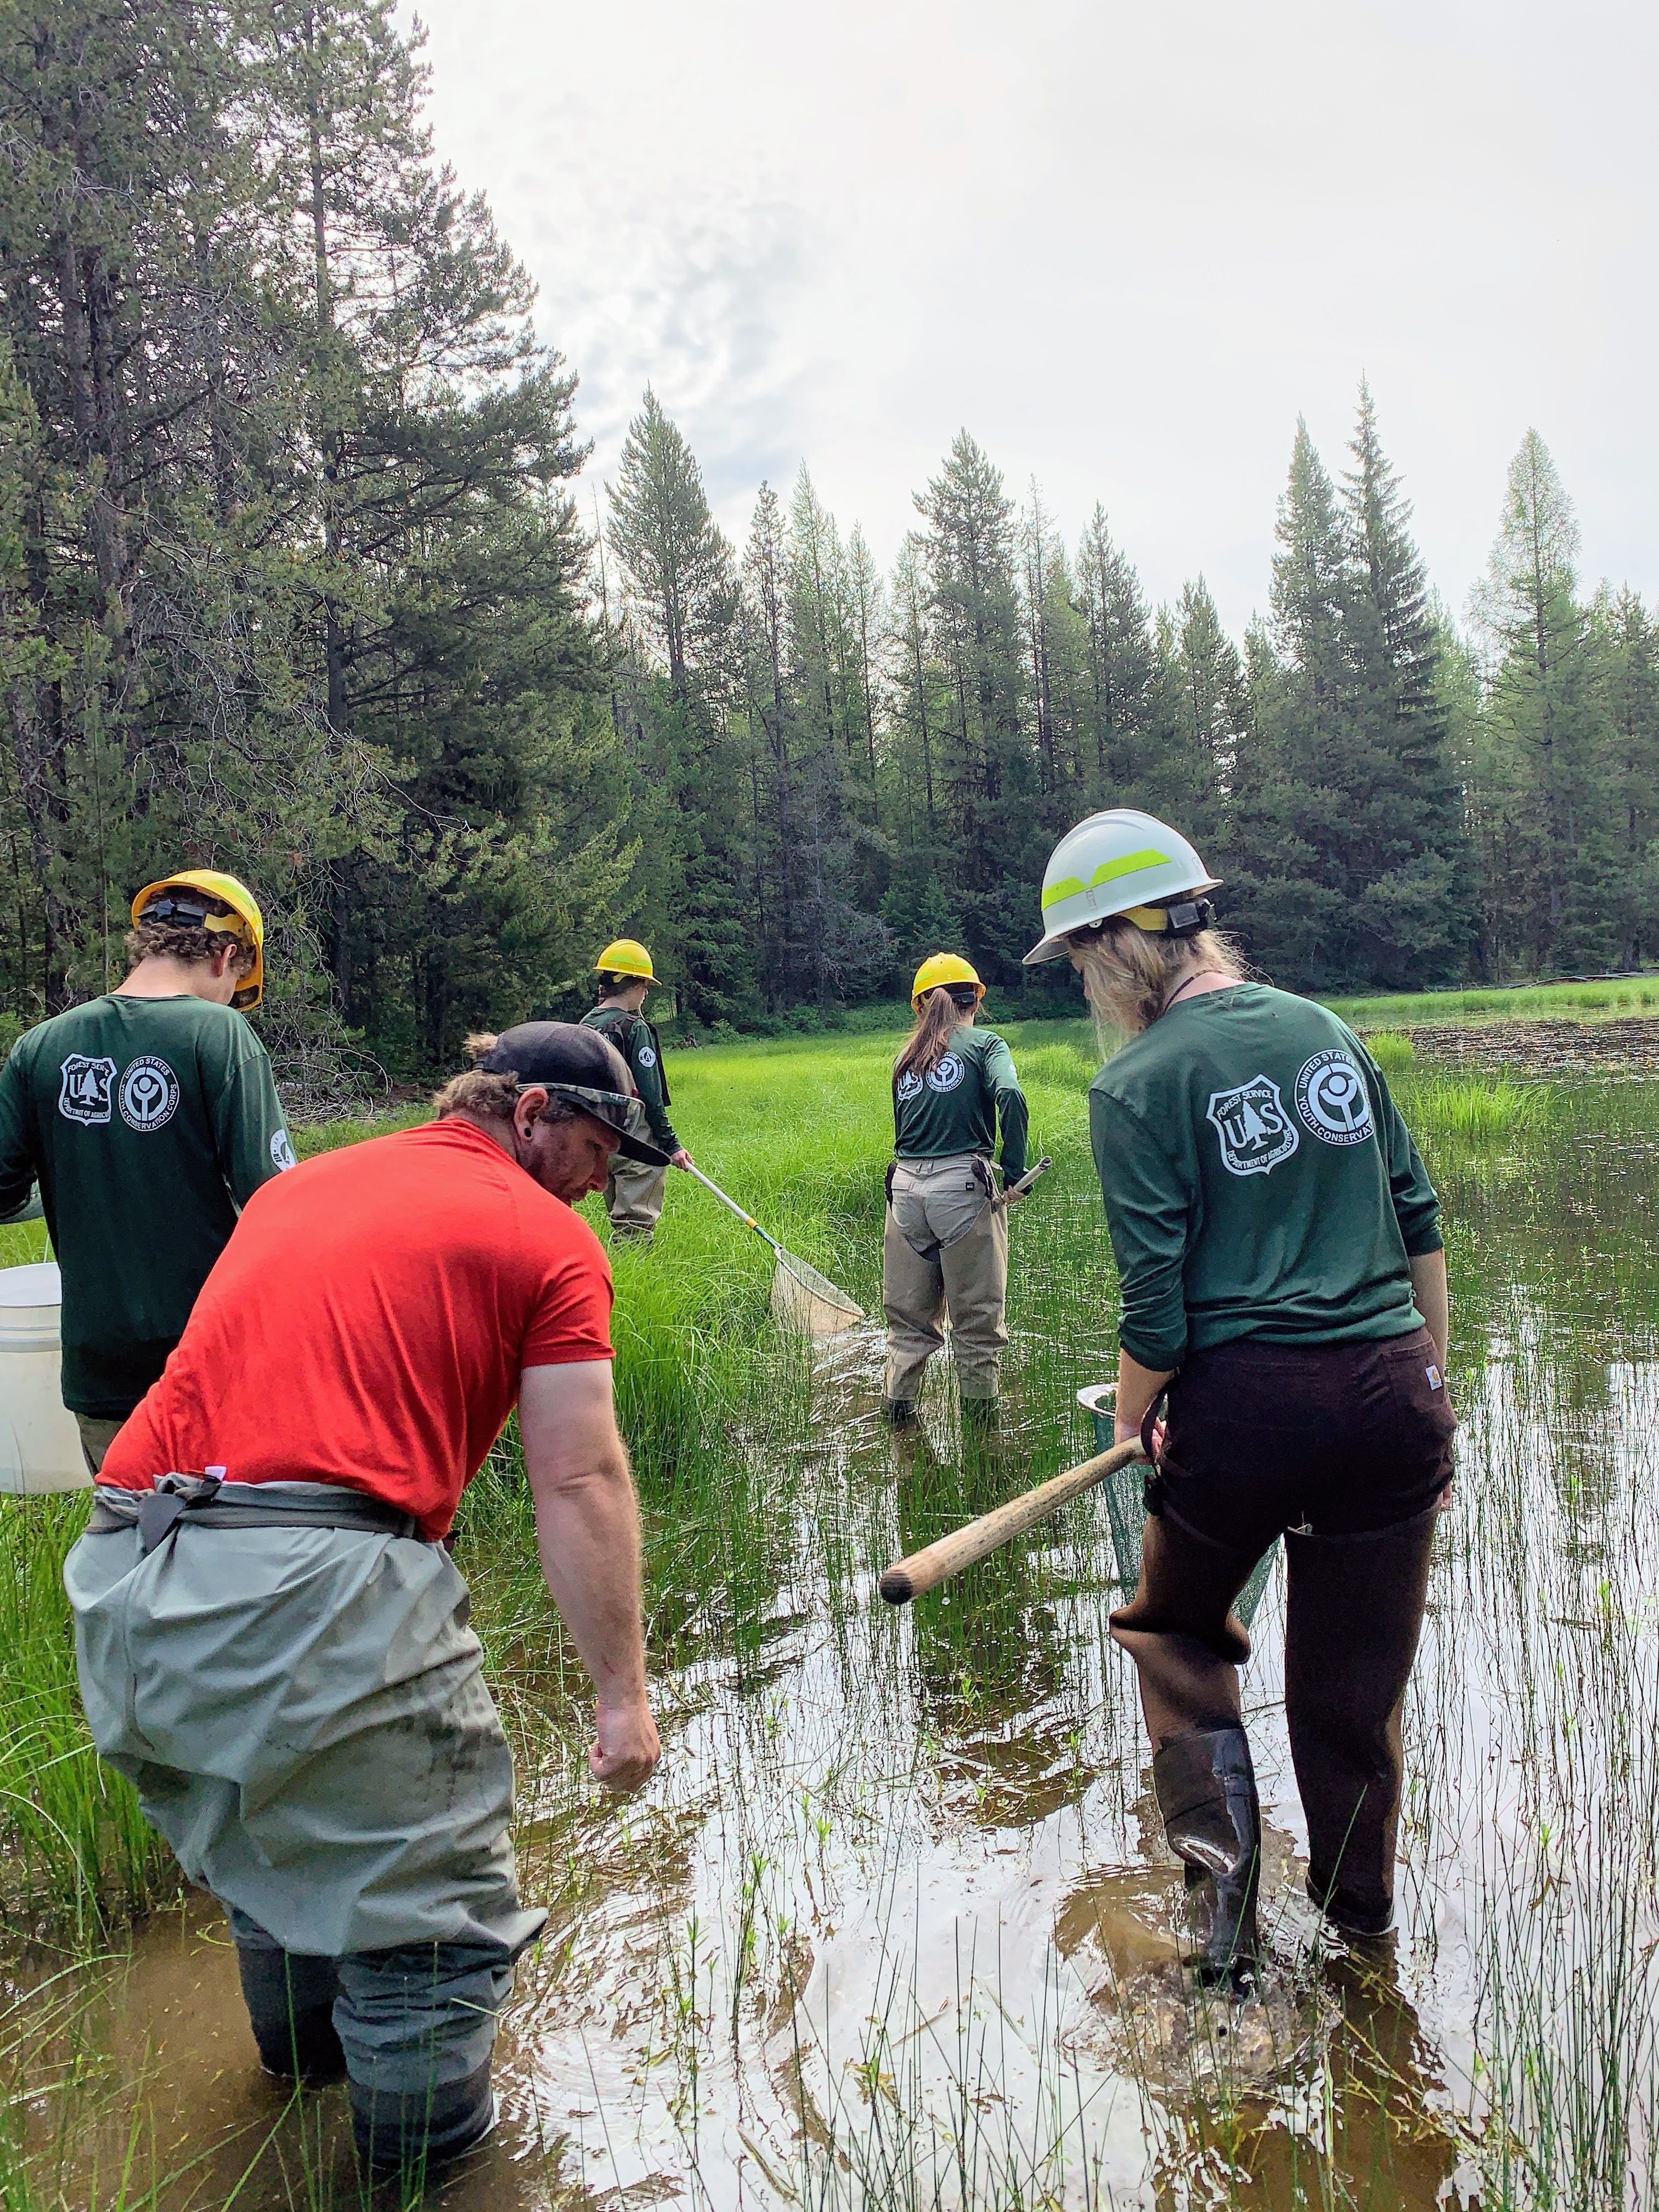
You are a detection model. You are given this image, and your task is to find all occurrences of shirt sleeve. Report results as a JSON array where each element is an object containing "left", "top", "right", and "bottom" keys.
[
  {"left": 521, "top": 1230, "right": 616, "bottom": 1367},
  {"left": 0, "top": 1049, "right": 38, "bottom": 1222},
  {"left": 1354, "top": 1041, "right": 1443, "bottom": 1256},
  {"left": 1091, "top": 1087, "right": 1193, "bottom": 1371},
  {"left": 983, "top": 1036, "right": 1029, "bottom": 1182},
  {"left": 211, "top": 1030, "right": 297, "bottom": 1204},
  {"left": 628, "top": 1023, "right": 679, "bottom": 1152}
]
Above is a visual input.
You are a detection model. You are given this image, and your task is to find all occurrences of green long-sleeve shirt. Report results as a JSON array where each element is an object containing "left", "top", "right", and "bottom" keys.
[
  {"left": 893, "top": 1026, "right": 1029, "bottom": 1181},
  {"left": 1090, "top": 984, "right": 1441, "bottom": 1372},
  {"left": 0, "top": 993, "right": 295, "bottom": 1415},
  {"left": 580, "top": 1005, "right": 679, "bottom": 1152}
]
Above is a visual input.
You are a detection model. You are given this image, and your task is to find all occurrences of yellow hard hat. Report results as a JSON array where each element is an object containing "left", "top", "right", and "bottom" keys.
[
  {"left": 595, "top": 938, "right": 657, "bottom": 983},
  {"left": 131, "top": 869, "right": 266, "bottom": 1009},
  {"left": 911, "top": 952, "right": 984, "bottom": 1009}
]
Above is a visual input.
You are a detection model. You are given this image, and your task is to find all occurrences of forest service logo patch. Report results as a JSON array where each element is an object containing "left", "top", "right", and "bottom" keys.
[
  {"left": 925, "top": 1053, "right": 966, "bottom": 1094},
  {"left": 1295, "top": 1050, "right": 1374, "bottom": 1146},
  {"left": 1206, "top": 1075, "right": 1299, "bottom": 1178},
  {"left": 896, "top": 1070, "right": 923, "bottom": 1103},
  {"left": 118, "top": 1056, "right": 180, "bottom": 1133},
  {"left": 58, "top": 1056, "right": 116, "bottom": 1126}
]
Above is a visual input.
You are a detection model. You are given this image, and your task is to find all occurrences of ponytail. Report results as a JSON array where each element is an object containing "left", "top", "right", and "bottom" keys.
[{"left": 895, "top": 988, "right": 970, "bottom": 1086}]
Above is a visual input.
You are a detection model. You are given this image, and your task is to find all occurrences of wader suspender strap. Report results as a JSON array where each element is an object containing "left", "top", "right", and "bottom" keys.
[{"left": 90, "top": 1479, "right": 426, "bottom": 1554}]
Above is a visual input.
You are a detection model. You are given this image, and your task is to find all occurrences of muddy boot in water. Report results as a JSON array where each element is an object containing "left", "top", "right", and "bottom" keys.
[
  {"left": 881, "top": 1396, "right": 917, "bottom": 1426},
  {"left": 1284, "top": 1500, "right": 1440, "bottom": 1938},
  {"left": 235, "top": 1928, "right": 346, "bottom": 2083},
  {"left": 1152, "top": 1725, "right": 1262, "bottom": 1985}
]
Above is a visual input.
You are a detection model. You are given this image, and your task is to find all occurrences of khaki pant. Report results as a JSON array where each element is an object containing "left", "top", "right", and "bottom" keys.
[
  {"left": 76, "top": 1414, "right": 125, "bottom": 1476},
  {"left": 605, "top": 1158, "right": 667, "bottom": 1240},
  {"left": 882, "top": 1155, "right": 1008, "bottom": 1403}
]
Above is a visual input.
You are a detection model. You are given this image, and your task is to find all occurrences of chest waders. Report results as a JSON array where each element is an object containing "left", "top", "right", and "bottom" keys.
[
  {"left": 68, "top": 1476, "right": 537, "bottom": 2172},
  {"left": 881, "top": 1155, "right": 1009, "bottom": 1417}
]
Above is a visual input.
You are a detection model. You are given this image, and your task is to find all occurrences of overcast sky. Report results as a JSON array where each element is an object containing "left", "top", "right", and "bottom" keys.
[{"left": 411, "top": 0, "right": 1657, "bottom": 635}]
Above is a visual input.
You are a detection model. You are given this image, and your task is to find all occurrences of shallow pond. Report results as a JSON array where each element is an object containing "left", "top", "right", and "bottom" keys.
[{"left": 8, "top": 1075, "right": 1659, "bottom": 2208}]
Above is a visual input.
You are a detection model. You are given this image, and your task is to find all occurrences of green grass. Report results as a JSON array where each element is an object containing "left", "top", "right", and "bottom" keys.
[{"left": 1327, "top": 975, "right": 1659, "bottom": 1029}]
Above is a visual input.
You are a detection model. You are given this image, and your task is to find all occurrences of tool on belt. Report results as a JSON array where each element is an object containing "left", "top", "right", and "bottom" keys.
[
  {"left": 682, "top": 1164, "right": 864, "bottom": 1333},
  {"left": 879, "top": 1436, "right": 1149, "bottom": 1603},
  {"left": 88, "top": 1472, "right": 427, "bottom": 1557}
]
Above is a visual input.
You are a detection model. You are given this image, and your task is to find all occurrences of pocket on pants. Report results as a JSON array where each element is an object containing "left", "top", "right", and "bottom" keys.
[{"left": 1381, "top": 1332, "right": 1457, "bottom": 1459}]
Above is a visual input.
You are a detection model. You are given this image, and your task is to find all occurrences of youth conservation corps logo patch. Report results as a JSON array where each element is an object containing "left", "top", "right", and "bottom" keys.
[
  {"left": 118, "top": 1056, "right": 180, "bottom": 1133},
  {"left": 1295, "top": 1050, "right": 1374, "bottom": 1146},
  {"left": 58, "top": 1055, "right": 116, "bottom": 1126},
  {"left": 637, "top": 1044, "right": 657, "bottom": 1069},
  {"left": 270, "top": 1127, "right": 297, "bottom": 1171},
  {"left": 925, "top": 1053, "right": 966, "bottom": 1094},
  {"left": 1206, "top": 1075, "right": 1299, "bottom": 1178}
]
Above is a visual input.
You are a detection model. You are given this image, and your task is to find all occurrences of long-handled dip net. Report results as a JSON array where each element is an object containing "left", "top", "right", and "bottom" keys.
[{"left": 684, "top": 1166, "right": 865, "bottom": 1338}]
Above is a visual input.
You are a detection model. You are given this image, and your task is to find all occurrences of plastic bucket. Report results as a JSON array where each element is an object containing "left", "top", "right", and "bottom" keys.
[
  {"left": 0, "top": 1263, "right": 92, "bottom": 1492},
  {"left": 1075, "top": 1380, "right": 1277, "bottom": 1627}
]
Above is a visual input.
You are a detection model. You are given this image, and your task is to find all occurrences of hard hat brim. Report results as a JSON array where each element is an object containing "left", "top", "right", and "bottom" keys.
[{"left": 1025, "top": 876, "right": 1222, "bottom": 964}]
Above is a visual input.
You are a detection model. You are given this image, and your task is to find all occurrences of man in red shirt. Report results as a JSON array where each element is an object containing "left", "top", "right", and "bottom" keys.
[{"left": 65, "top": 1024, "right": 667, "bottom": 2175}]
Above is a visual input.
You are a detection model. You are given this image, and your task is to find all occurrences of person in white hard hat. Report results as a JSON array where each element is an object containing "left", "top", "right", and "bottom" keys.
[{"left": 1028, "top": 810, "right": 1452, "bottom": 1983}]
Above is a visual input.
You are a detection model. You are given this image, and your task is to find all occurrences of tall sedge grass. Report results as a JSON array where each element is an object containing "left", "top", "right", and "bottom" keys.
[{"left": 3, "top": 1029, "right": 1659, "bottom": 2205}]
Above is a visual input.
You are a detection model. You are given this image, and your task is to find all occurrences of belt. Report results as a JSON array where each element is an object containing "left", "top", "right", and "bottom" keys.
[{"left": 87, "top": 1475, "right": 427, "bottom": 1556}]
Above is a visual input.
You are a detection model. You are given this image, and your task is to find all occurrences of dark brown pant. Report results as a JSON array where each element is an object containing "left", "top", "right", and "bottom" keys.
[{"left": 1111, "top": 1329, "right": 1453, "bottom": 1928}]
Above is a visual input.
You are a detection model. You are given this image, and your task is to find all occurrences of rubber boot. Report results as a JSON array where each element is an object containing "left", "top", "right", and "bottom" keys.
[
  {"left": 960, "top": 1395, "right": 1000, "bottom": 1432},
  {"left": 1153, "top": 1725, "right": 1262, "bottom": 1986},
  {"left": 236, "top": 1943, "right": 346, "bottom": 2083},
  {"left": 351, "top": 2058, "right": 497, "bottom": 2172},
  {"left": 881, "top": 1397, "right": 917, "bottom": 1426},
  {"left": 1283, "top": 1501, "right": 1440, "bottom": 1938},
  {"left": 1109, "top": 1506, "right": 1260, "bottom": 1747}
]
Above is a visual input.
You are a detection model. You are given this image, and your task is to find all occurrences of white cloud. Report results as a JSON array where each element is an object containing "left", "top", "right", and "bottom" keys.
[{"left": 411, "top": 0, "right": 1659, "bottom": 629}]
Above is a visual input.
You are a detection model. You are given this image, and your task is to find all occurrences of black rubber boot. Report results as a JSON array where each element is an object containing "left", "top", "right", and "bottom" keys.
[
  {"left": 1283, "top": 1502, "right": 1439, "bottom": 1939},
  {"left": 236, "top": 1943, "right": 346, "bottom": 2083},
  {"left": 960, "top": 1396, "right": 1001, "bottom": 1432},
  {"left": 351, "top": 2058, "right": 497, "bottom": 2172},
  {"left": 1153, "top": 1725, "right": 1262, "bottom": 1987},
  {"left": 881, "top": 1397, "right": 917, "bottom": 1426}
]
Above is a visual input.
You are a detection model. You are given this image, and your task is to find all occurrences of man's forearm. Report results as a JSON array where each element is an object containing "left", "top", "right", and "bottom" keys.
[{"left": 532, "top": 1457, "right": 648, "bottom": 1707}]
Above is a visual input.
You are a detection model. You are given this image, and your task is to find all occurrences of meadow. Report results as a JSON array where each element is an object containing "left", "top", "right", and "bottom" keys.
[{"left": 0, "top": 1009, "right": 1655, "bottom": 2207}]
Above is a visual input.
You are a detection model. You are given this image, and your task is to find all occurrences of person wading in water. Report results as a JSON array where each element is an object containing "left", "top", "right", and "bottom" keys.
[
  {"left": 882, "top": 954, "right": 1029, "bottom": 1430},
  {"left": 1025, "top": 809, "right": 1453, "bottom": 1983},
  {"left": 580, "top": 939, "right": 692, "bottom": 1243},
  {"left": 65, "top": 1023, "right": 667, "bottom": 2175}
]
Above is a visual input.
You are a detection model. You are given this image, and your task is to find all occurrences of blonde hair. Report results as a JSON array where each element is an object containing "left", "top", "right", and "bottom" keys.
[
  {"left": 895, "top": 987, "right": 972, "bottom": 1085},
  {"left": 432, "top": 1033, "right": 577, "bottom": 1126},
  {"left": 1073, "top": 918, "right": 1245, "bottom": 1038}
]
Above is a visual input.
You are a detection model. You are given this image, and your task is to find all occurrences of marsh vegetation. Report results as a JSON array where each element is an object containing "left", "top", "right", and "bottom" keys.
[{"left": 0, "top": 1023, "right": 1654, "bottom": 2208}]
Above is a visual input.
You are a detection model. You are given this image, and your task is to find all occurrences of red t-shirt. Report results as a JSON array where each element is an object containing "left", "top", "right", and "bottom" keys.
[{"left": 100, "top": 1116, "right": 614, "bottom": 1537}]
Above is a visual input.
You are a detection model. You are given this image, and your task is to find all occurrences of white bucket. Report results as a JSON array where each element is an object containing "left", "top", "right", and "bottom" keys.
[{"left": 0, "top": 1263, "right": 91, "bottom": 1493}]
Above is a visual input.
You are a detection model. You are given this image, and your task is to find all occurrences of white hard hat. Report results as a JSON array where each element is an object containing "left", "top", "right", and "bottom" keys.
[{"left": 1024, "top": 808, "right": 1221, "bottom": 964}]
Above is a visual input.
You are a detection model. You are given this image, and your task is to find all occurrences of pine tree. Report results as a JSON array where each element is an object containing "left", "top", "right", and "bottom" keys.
[
  {"left": 1075, "top": 506, "right": 1156, "bottom": 804},
  {"left": 1340, "top": 383, "right": 1472, "bottom": 984},
  {"left": 1473, "top": 430, "right": 1614, "bottom": 970}
]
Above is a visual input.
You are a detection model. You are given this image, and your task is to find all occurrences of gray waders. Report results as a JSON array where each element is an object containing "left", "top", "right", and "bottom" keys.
[
  {"left": 605, "top": 1157, "right": 667, "bottom": 1241},
  {"left": 65, "top": 1477, "right": 545, "bottom": 2172},
  {"left": 882, "top": 1155, "right": 1008, "bottom": 1409}
]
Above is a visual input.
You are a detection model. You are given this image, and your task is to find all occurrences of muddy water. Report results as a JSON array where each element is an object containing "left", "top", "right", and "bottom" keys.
[{"left": 16, "top": 1095, "right": 1659, "bottom": 2207}]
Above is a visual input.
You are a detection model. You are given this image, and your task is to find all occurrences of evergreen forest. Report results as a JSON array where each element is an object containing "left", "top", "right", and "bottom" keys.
[{"left": 4, "top": 0, "right": 1656, "bottom": 1081}]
